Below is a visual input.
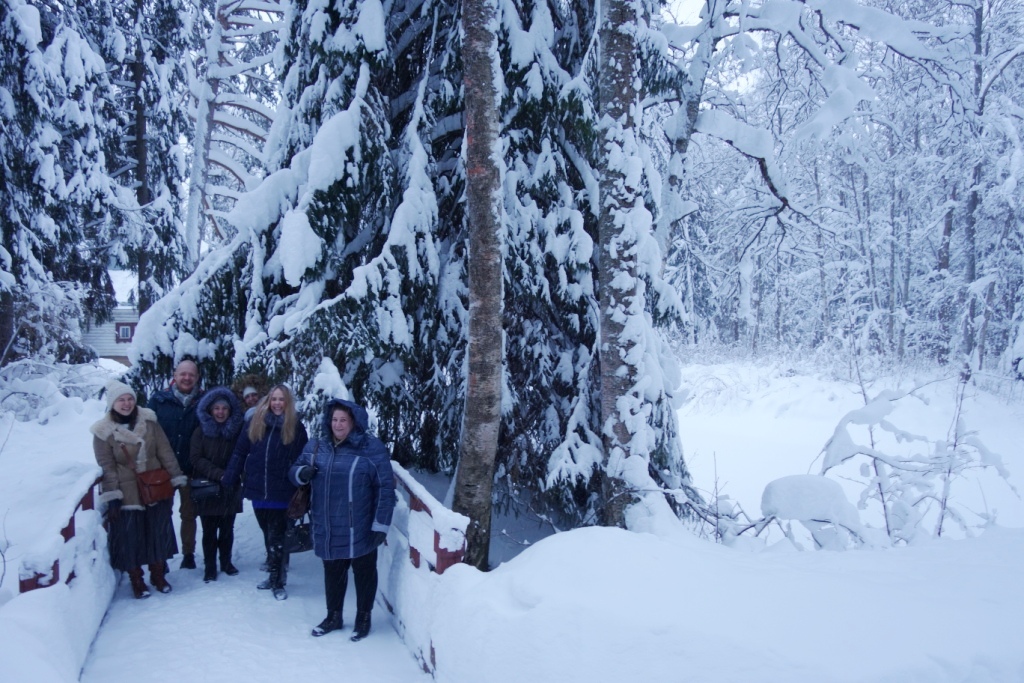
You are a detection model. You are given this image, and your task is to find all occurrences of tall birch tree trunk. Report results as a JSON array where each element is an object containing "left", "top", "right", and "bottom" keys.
[
  {"left": 451, "top": 0, "right": 504, "bottom": 570},
  {"left": 597, "top": 0, "right": 641, "bottom": 528}
]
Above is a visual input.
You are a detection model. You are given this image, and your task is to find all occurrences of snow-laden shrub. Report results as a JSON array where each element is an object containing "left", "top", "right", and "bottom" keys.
[
  {"left": 0, "top": 360, "right": 117, "bottom": 422},
  {"left": 816, "top": 368, "right": 1015, "bottom": 545}
]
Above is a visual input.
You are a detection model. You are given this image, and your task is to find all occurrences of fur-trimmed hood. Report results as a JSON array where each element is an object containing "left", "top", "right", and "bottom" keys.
[
  {"left": 319, "top": 398, "right": 370, "bottom": 439},
  {"left": 196, "top": 386, "right": 244, "bottom": 440}
]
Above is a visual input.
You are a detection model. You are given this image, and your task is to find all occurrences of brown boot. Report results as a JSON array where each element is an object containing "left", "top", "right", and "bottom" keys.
[
  {"left": 127, "top": 567, "right": 150, "bottom": 599},
  {"left": 149, "top": 562, "right": 172, "bottom": 594}
]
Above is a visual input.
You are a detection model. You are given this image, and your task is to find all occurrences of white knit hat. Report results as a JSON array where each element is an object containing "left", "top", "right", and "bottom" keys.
[{"left": 105, "top": 379, "right": 137, "bottom": 411}]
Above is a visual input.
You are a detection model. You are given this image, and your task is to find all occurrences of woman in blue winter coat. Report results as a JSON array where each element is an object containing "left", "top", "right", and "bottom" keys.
[
  {"left": 222, "top": 384, "right": 308, "bottom": 600},
  {"left": 290, "top": 398, "right": 396, "bottom": 641}
]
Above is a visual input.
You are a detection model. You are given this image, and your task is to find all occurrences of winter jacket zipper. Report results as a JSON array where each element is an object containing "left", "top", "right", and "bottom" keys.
[
  {"left": 348, "top": 456, "right": 360, "bottom": 553},
  {"left": 323, "top": 441, "right": 334, "bottom": 552},
  {"left": 262, "top": 421, "right": 276, "bottom": 501}
]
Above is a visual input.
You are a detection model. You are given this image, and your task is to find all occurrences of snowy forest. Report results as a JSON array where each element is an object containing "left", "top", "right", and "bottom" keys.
[{"left": 3, "top": 0, "right": 1023, "bottom": 565}]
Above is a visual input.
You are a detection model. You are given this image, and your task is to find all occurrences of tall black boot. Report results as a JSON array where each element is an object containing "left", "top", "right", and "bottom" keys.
[
  {"left": 350, "top": 611, "right": 371, "bottom": 641},
  {"left": 203, "top": 532, "right": 218, "bottom": 582},
  {"left": 311, "top": 610, "right": 343, "bottom": 637},
  {"left": 268, "top": 549, "right": 287, "bottom": 600},
  {"left": 219, "top": 526, "right": 238, "bottom": 575}
]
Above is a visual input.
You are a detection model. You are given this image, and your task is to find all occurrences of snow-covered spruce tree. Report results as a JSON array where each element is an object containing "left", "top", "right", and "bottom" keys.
[
  {"left": 108, "top": 0, "right": 191, "bottom": 314},
  {"left": 490, "top": 0, "right": 604, "bottom": 524},
  {"left": 131, "top": 0, "right": 698, "bottom": 533},
  {"left": 0, "top": 0, "right": 120, "bottom": 364},
  {"left": 130, "top": 0, "right": 466, "bottom": 467},
  {"left": 251, "top": 0, "right": 460, "bottom": 458},
  {"left": 590, "top": 0, "right": 694, "bottom": 528},
  {"left": 184, "top": 0, "right": 282, "bottom": 265},
  {"left": 449, "top": 0, "right": 695, "bottom": 532}
]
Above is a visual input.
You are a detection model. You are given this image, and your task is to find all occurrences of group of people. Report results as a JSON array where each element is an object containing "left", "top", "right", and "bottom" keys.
[{"left": 90, "top": 360, "right": 397, "bottom": 642}]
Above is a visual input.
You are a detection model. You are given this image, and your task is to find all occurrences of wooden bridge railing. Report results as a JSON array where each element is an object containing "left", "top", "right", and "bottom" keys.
[
  {"left": 18, "top": 476, "right": 101, "bottom": 593},
  {"left": 380, "top": 462, "right": 469, "bottom": 676}
]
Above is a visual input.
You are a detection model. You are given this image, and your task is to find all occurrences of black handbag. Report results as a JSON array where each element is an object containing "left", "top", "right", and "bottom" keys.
[
  {"left": 286, "top": 514, "right": 313, "bottom": 553},
  {"left": 189, "top": 478, "right": 222, "bottom": 503}
]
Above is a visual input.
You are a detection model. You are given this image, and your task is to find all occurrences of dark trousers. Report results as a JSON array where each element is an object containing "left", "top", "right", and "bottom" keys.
[
  {"left": 199, "top": 513, "right": 237, "bottom": 567},
  {"left": 323, "top": 548, "right": 378, "bottom": 615},
  {"left": 253, "top": 508, "right": 289, "bottom": 587},
  {"left": 178, "top": 484, "right": 198, "bottom": 555}
]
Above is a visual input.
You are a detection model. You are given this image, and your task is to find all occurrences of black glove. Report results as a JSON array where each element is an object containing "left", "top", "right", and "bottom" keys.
[
  {"left": 296, "top": 465, "right": 318, "bottom": 485},
  {"left": 106, "top": 499, "right": 122, "bottom": 522},
  {"left": 372, "top": 531, "right": 388, "bottom": 547}
]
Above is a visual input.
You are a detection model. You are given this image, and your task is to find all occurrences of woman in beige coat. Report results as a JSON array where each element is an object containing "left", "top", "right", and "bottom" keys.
[{"left": 91, "top": 379, "right": 187, "bottom": 598}]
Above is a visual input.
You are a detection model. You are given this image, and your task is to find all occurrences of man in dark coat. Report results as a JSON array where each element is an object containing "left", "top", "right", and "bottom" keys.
[{"left": 148, "top": 359, "right": 203, "bottom": 569}]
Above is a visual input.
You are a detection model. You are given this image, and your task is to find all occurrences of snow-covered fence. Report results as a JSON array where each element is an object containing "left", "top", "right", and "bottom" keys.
[
  {"left": 14, "top": 469, "right": 103, "bottom": 593},
  {"left": 380, "top": 462, "right": 468, "bottom": 675},
  {"left": 0, "top": 465, "right": 115, "bottom": 682}
]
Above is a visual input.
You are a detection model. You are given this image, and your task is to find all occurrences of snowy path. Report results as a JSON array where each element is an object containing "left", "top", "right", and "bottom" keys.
[{"left": 79, "top": 505, "right": 429, "bottom": 683}]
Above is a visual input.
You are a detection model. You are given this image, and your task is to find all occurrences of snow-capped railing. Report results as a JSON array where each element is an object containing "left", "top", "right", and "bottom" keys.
[
  {"left": 393, "top": 463, "right": 467, "bottom": 573},
  {"left": 380, "top": 462, "right": 468, "bottom": 675},
  {"left": 19, "top": 475, "right": 102, "bottom": 592}
]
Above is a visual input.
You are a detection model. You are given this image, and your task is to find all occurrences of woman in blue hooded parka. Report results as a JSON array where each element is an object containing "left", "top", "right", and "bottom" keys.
[
  {"left": 189, "top": 386, "right": 245, "bottom": 582},
  {"left": 290, "top": 398, "right": 396, "bottom": 642}
]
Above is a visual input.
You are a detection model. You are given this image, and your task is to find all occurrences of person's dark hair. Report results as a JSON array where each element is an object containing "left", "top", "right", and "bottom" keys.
[
  {"left": 111, "top": 406, "right": 138, "bottom": 426},
  {"left": 331, "top": 404, "right": 355, "bottom": 422}
]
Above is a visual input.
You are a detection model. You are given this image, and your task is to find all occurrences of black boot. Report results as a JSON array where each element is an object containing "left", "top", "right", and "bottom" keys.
[
  {"left": 203, "top": 539, "right": 218, "bottom": 582},
  {"left": 179, "top": 553, "right": 196, "bottom": 569},
  {"left": 219, "top": 525, "right": 238, "bottom": 575},
  {"left": 268, "top": 563, "right": 287, "bottom": 600},
  {"left": 311, "top": 610, "right": 343, "bottom": 637},
  {"left": 350, "top": 612, "right": 371, "bottom": 641},
  {"left": 220, "top": 539, "right": 238, "bottom": 575}
]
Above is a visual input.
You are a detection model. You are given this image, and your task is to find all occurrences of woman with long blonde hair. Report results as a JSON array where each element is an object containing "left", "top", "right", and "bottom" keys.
[{"left": 222, "top": 384, "right": 308, "bottom": 600}]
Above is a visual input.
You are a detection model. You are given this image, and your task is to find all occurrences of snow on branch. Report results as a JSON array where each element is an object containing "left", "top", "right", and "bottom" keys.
[{"left": 694, "top": 110, "right": 791, "bottom": 211}]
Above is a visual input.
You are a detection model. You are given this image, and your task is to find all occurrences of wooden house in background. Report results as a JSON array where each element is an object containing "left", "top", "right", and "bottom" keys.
[{"left": 82, "top": 271, "right": 138, "bottom": 366}]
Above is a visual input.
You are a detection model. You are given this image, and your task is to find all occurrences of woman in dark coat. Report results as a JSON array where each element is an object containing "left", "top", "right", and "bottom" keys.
[
  {"left": 91, "top": 379, "right": 187, "bottom": 598},
  {"left": 190, "top": 386, "right": 245, "bottom": 582},
  {"left": 222, "top": 384, "right": 308, "bottom": 600},
  {"left": 290, "top": 398, "right": 396, "bottom": 641}
]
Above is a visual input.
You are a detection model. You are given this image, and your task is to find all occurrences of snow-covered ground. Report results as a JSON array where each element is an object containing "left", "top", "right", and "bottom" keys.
[
  {"left": 1, "top": 360, "right": 1022, "bottom": 682},
  {"left": 79, "top": 515, "right": 427, "bottom": 683}
]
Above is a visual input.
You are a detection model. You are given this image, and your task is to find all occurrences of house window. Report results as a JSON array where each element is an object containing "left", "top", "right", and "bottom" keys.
[{"left": 115, "top": 323, "right": 136, "bottom": 343}]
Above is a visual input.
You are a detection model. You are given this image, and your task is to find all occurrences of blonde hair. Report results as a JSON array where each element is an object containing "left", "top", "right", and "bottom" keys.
[{"left": 248, "top": 384, "right": 300, "bottom": 444}]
